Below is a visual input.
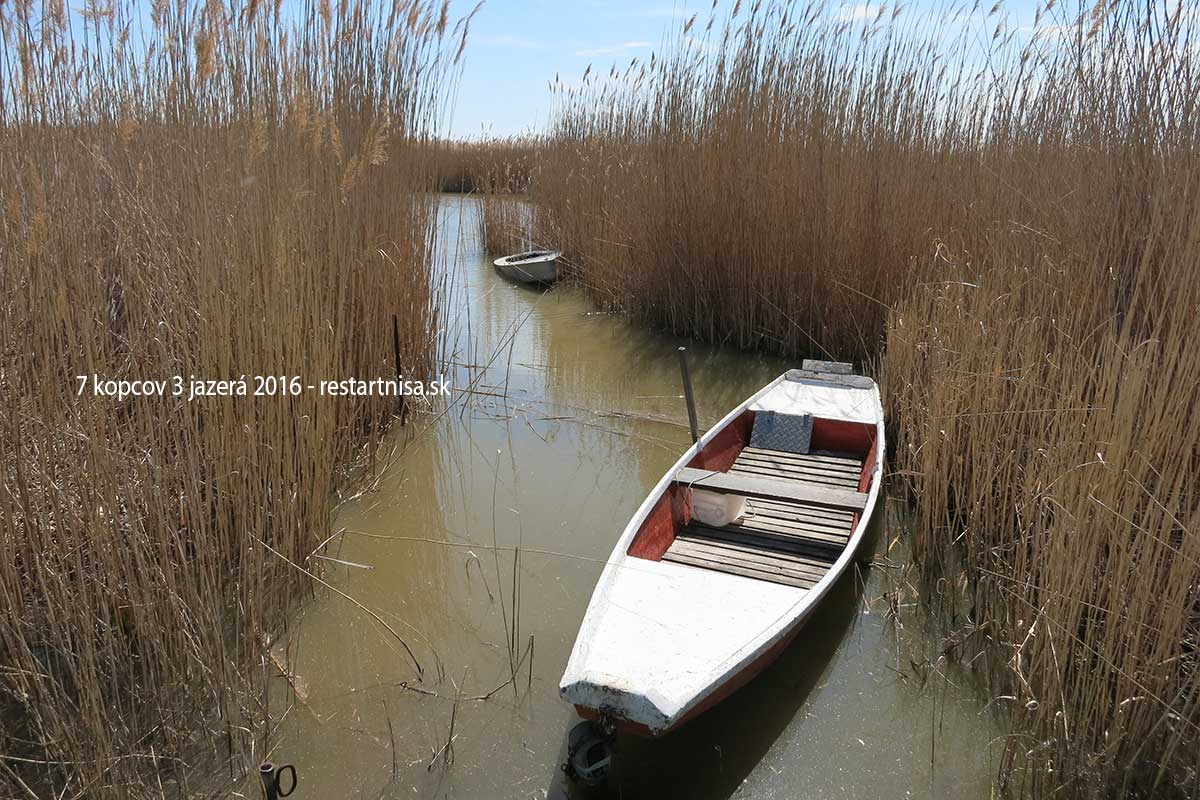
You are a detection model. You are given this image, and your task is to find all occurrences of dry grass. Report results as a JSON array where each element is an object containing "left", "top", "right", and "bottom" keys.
[
  {"left": 436, "top": 137, "right": 541, "bottom": 256},
  {"left": 0, "top": 1, "right": 457, "bottom": 795},
  {"left": 885, "top": 5, "right": 1200, "bottom": 794},
  {"left": 529, "top": 0, "right": 1200, "bottom": 795}
]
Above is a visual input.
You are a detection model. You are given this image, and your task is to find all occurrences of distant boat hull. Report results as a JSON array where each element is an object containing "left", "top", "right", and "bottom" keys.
[
  {"left": 493, "top": 250, "right": 560, "bottom": 284},
  {"left": 560, "top": 364, "right": 885, "bottom": 737}
]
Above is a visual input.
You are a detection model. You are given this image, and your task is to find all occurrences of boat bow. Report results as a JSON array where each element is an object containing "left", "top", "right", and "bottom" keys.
[{"left": 560, "top": 555, "right": 806, "bottom": 733}]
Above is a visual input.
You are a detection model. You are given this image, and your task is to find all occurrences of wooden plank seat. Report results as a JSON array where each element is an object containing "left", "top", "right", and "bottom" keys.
[
  {"left": 730, "top": 453, "right": 861, "bottom": 490},
  {"left": 674, "top": 466, "right": 867, "bottom": 511},
  {"left": 800, "top": 358, "right": 854, "bottom": 375}
]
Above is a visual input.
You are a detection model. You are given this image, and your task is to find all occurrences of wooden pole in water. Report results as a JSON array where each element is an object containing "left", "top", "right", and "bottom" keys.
[{"left": 677, "top": 346, "right": 700, "bottom": 443}]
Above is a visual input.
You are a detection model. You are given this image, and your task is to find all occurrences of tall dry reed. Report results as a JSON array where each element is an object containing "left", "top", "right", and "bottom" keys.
[
  {"left": 0, "top": 1, "right": 459, "bottom": 795},
  {"left": 531, "top": 0, "right": 1199, "bottom": 795},
  {"left": 883, "top": 9, "right": 1200, "bottom": 792},
  {"left": 529, "top": 1, "right": 1005, "bottom": 358}
]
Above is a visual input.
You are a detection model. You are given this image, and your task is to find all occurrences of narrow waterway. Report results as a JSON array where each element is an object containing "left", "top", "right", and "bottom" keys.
[{"left": 259, "top": 195, "right": 1000, "bottom": 798}]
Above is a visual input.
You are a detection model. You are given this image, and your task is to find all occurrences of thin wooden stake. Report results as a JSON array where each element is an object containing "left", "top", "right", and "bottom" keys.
[{"left": 678, "top": 346, "right": 700, "bottom": 443}]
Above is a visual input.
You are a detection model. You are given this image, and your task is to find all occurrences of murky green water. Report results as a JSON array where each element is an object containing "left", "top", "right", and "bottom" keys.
[{"left": 256, "top": 196, "right": 1000, "bottom": 799}]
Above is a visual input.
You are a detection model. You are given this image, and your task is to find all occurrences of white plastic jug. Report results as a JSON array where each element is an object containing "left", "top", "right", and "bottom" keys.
[{"left": 690, "top": 489, "right": 747, "bottom": 527}]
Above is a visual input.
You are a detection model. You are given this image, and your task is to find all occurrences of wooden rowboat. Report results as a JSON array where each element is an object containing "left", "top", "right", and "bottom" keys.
[
  {"left": 493, "top": 249, "right": 560, "bottom": 284},
  {"left": 559, "top": 360, "right": 884, "bottom": 736}
]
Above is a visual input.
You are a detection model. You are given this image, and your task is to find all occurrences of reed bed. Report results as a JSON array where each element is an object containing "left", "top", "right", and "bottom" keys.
[
  {"left": 886, "top": 224, "right": 1200, "bottom": 797},
  {"left": 527, "top": 1, "right": 998, "bottom": 358},
  {"left": 529, "top": 0, "right": 1200, "bottom": 795},
  {"left": 0, "top": 1, "right": 457, "bottom": 795},
  {"left": 477, "top": 192, "right": 539, "bottom": 256},
  {"left": 884, "top": 7, "right": 1200, "bottom": 793},
  {"left": 433, "top": 136, "right": 537, "bottom": 194}
]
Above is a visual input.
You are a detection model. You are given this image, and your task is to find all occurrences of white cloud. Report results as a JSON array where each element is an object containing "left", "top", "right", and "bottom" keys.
[
  {"left": 573, "top": 41, "right": 653, "bottom": 57},
  {"left": 1019, "top": 23, "right": 1072, "bottom": 41},
  {"left": 836, "top": 3, "right": 884, "bottom": 22}
]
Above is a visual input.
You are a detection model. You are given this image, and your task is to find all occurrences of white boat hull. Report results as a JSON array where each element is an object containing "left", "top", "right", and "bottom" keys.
[
  {"left": 493, "top": 250, "right": 559, "bottom": 284},
  {"left": 560, "top": 367, "right": 885, "bottom": 735}
]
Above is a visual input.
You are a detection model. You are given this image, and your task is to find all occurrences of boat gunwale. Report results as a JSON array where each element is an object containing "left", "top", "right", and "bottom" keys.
[{"left": 493, "top": 249, "right": 561, "bottom": 266}]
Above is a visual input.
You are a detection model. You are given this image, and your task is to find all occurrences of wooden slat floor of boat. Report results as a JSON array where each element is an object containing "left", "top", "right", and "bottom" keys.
[
  {"left": 731, "top": 462, "right": 860, "bottom": 487},
  {"left": 746, "top": 496, "right": 855, "bottom": 527},
  {"left": 734, "top": 449, "right": 862, "bottom": 482},
  {"left": 664, "top": 445, "right": 866, "bottom": 587},
  {"left": 663, "top": 533, "right": 832, "bottom": 589},
  {"left": 687, "top": 521, "right": 844, "bottom": 559},
  {"left": 675, "top": 533, "right": 833, "bottom": 576},
  {"left": 731, "top": 512, "right": 850, "bottom": 546},
  {"left": 729, "top": 462, "right": 859, "bottom": 490}
]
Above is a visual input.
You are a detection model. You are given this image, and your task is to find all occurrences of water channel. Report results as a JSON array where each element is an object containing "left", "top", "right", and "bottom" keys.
[{"left": 258, "top": 195, "right": 1000, "bottom": 799}]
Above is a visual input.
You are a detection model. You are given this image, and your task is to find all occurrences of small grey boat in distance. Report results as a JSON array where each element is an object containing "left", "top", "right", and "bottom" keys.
[{"left": 493, "top": 249, "right": 561, "bottom": 284}]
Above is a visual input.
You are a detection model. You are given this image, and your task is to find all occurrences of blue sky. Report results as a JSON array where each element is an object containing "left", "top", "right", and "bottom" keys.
[
  {"left": 444, "top": 0, "right": 690, "bottom": 139},
  {"left": 442, "top": 0, "right": 1054, "bottom": 140}
]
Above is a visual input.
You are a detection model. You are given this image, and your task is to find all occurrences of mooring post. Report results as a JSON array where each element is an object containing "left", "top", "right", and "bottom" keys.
[
  {"left": 677, "top": 346, "right": 700, "bottom": 444},
  {"left": 259, "top": 762, "right": 277, "bottom": 800}
]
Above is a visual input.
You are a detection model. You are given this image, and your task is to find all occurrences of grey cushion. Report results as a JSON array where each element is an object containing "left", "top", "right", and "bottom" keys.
[{"left": 749, "top": 411, "right": 813, "bottom": 454}]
